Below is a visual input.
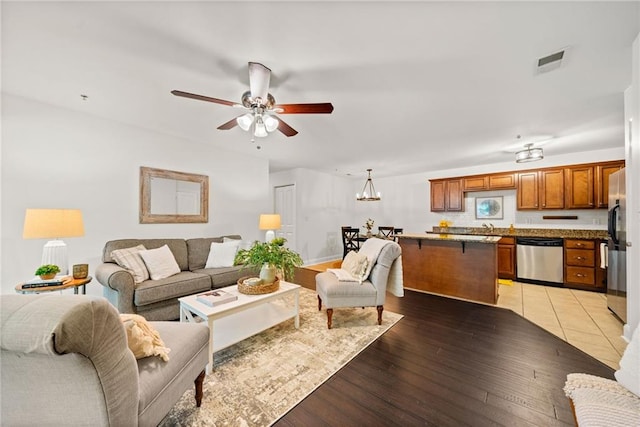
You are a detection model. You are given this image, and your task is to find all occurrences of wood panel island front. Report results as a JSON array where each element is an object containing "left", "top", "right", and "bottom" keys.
[{"left": 397, "top": 233, "right": 501, "bottom": 304}]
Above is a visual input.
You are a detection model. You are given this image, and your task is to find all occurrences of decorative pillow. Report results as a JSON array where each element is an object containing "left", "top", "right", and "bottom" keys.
[
  {"left": 341, "top": 251, "right": 369, "bottom": 283},
  {"left": 120, "top": 314, "right": 170, "bottom": 361},
  {"left": 205, "top": 240, "right": 241, "bottom": 268},
  {"left": 224, "top": 236, "right": 252, "bottom": 251},
  {"left": 138, "top": 245, "right": 181, "bottom": 280},
  {"left": 615, "top": 325, "right": 640, "bottom": 396},
  {"left": 111, "top": 245, "right": 149, "bottom": 284}
]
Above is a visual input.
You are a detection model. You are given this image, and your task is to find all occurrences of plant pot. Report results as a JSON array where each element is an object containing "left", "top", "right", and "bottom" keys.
[
  {"left": 259, "top": 263, "right": 277, "bottom": 284},
  {"left": 39, "top": 273, "right": 56, "bottom": 280}
]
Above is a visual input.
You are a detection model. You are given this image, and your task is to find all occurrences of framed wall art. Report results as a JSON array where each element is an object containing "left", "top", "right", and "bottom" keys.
[{"left": 475, "top": 196, "right": 503, "bottom": 220}]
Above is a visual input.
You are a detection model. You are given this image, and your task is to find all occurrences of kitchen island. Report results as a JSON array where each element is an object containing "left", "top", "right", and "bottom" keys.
[{"left": 397, "top": 233, "right": 501, "bottom": 304}]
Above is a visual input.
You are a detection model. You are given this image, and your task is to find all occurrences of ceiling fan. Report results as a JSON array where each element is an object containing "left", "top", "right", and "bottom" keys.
[{"left": 172, "top": 62, "right": 334, "bottom": 138}]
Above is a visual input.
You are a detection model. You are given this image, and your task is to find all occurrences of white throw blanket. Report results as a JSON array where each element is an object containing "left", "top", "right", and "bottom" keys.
[
  {"left": 326, "top": 268, "right": 358, "bottom": 282},
  {"left": 387, "top": 255, "right": 404, "bottom": 297},
  {"left": 358, "top": 237, "right": 391, "bottom": 268}
]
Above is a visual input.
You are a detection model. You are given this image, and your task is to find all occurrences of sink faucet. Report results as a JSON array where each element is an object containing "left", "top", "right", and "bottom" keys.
[{"left": 482, "top": 223, "right": 495, "bottom": 233}]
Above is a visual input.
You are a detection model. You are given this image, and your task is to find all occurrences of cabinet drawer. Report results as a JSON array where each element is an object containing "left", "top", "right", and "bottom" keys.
[
  {"left": 565, "top": 249, "right": 595, "bottom": 267},
  {"left": 498, "top": 237, "right": 515, "bottom": 245},
  {"left": 565, "top": 239, "right": 595, "bottom": 249},
  {"left": 565, "top": 266, "right": 595, "bottom": 285}
]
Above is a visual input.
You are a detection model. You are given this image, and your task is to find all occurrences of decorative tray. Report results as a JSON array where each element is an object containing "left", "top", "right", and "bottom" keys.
[{"left": 237, "top": 276, "right": 279, "bottom": 295}]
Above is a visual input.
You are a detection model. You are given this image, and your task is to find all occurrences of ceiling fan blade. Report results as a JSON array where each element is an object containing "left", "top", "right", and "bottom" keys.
[
  {"left": 248, "top": 62, "right": 271, "bottom": 101},
  {"left": 274, "top": 103, "right": 334, "bottom": 114},
  {"left": 217, "top": 117, "right": 240, "bottom": 130},
  {"left": 171, "top": 90, "right": 239, "bottom": 107},
  {"left": 276, "top": 117, "right": 298, "bottom": 137}
]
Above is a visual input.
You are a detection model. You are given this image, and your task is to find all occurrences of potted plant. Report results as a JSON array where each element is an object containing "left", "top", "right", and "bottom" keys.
[
  {"left": 234, "top": 237, "right": 303, "bottom": 283},
  {"left": 35, "top": 264, "right": 61, "bottom": 280}
]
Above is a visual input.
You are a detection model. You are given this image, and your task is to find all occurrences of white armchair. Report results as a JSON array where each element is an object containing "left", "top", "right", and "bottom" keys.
[{"left": 316, "top": 238, "right": 402, "bottom": 329}]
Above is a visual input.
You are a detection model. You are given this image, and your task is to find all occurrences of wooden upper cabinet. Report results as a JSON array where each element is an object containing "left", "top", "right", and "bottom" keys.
[
  {"left": 488, "top": 173, "right": 516, "bottom": 189},
  {"left": 463, "top": 176, "right": 488, "bottom": 191},
  {"left": 517, "top": 171, "right": 539, "bottom": 209},
  {"left": 434, "top": 160, "right": 623, "bottom": 212},
  {"left": 539, "top": 169, "right": 565, "bottom": 209},
  {"left": 595, "top": 161, "right": 625, "bottom": 208},
  {"left": 430, "top": 180, "right": 446, "bottom": 211},
  {"left": 430, "top": 179, "right": 464, "bottom": 212},
  {"left": 565, "top": 165, "right": 594, "bottom": 209},
  {"left": 445, "top": 179, "right": 464, "bottom": 211},
  {"left": 517, "top": 169, "right": 564, "bottom": 210},
  {"left": 463, "top": 173, "right": 515, "bottom": 191}
]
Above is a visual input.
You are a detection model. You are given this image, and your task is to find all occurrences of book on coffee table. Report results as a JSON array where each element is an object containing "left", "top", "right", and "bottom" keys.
[{"left": 196, "top": 289, "right": 238, "bottom": 307}]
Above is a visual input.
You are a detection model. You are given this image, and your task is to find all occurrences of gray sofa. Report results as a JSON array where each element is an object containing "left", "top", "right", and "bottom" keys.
[
  {"left": 96, "top": 236, "right": 256, "bottom": 321},
  {"left": 0, "top": 294, "right": 209, "bottom": 427}
]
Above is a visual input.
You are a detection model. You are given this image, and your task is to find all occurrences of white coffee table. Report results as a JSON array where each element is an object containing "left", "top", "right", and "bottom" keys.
[{"left": 179, "top": 281, "right": 300, "bottom": 373}]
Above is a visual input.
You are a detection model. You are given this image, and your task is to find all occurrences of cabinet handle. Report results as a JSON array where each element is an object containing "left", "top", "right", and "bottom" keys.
[
  {"left": 576, "top": 243, "right": 584, "bottom": 247},
  {"left": 575, "top": 273, "right": 585, "bottom": 277},
  {"left": 575, "top": 256, "right": 585, "bottom": 260}
]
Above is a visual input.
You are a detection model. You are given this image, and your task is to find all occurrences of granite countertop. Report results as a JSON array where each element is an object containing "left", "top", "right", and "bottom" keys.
[
  {"left": 429, "top": 226, "right": 608, "bottom": 240},
  {"left": 398, "top": 233, "right": 502, "bottom": 244}
]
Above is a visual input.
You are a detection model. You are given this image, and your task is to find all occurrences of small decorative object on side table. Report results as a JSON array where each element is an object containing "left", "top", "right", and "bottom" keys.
[
  {"left": 15, "top": 276, "right": 92, "bottom": 295},
  {"left": 72, "top": 264, "right": 89, "bottom": 279}
]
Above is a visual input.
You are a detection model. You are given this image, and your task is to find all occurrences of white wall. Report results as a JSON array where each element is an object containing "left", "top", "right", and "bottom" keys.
[
  {"left": 623, "top": 33, "right": 640, "bottom": 340},
  {"left": 270, "top": 168, "right": 353, "bottom": 264},
  {"left": 1, "top": 94, "right": 270, "bottom": 296}
]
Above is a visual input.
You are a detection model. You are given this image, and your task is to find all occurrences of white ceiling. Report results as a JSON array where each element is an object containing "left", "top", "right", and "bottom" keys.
[{"left": 3, "top": 1, "right": 639, "bottom": 179}]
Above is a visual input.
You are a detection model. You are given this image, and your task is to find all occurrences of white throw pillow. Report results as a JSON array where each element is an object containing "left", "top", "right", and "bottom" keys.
[
  {"left": 205, "top": 240, "right": 241, "bottom": 268},
  {"left": 615, "top": 325, "right": 640, "bottom": 396},
  {"left": 138, "top": 245, "right": 181, "bottom": 280},
  {"left": 224, "top": 236, "right": 252, "bottom": 251},
  {"left": 111, "top": 245, "right": 149, "bottom": 284},
  {"left": 341, "top": 251, "right": 369, "bottom": 283}
]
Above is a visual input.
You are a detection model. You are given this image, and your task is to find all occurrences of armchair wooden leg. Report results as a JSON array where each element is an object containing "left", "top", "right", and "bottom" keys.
[
  {"left": 326, "top": 308, "right": 333, "bottom": 329},
  {"left": 194, "top": 370, "right": 205, "bottom": 407},
  {"left": 376, "top": 305, "right": 383, "bottom": 325},
  {"left": 318, "top": 295, "right": 322, "bottom": 311}
]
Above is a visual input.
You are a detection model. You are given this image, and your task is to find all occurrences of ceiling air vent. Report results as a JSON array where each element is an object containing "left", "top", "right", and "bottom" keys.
[{"left": 536, "top": 49, "right": 565, "bottom": 74}]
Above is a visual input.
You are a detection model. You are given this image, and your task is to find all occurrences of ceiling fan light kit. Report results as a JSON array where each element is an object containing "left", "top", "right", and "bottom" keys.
[
  {"left": 172, "top": 62, "right": 333, "bottom": 142},
  {"left": 356, "top": 169, "right": 381, "bottom": 201},
  {"left": 515, "top": 143, "right": 544, "bottom": 163}
]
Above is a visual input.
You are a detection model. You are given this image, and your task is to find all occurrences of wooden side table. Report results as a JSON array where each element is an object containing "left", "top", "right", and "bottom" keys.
[{"left": 15, "top": 276, "right": 92, "bottom": 295}]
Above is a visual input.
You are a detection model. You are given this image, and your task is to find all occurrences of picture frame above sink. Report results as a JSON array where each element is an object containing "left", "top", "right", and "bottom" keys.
[{"left": 475, "top": 196, "right": 503, "bottom": 220}]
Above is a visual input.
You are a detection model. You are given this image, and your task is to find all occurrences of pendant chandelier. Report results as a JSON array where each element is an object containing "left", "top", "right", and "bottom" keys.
[
  {"left": 515, "top": 143, "right": 544, "bottom": 163},
  {"left": 356, "top": 169, "right": 381, "bottom": 201}
]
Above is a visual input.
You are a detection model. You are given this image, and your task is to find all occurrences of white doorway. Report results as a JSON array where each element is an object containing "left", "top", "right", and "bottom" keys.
[{"left": 274, "top": 184, "right": 296, "bottom": 251}]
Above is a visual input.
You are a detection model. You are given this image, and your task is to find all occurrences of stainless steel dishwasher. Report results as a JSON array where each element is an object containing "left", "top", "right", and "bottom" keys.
[{"left": 516, "top": 237, "right": 564, "bottom": 285}]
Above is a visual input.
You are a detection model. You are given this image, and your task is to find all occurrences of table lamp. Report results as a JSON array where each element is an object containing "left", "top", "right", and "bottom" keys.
[
  {"left": 23, "top": 209, "right": 85, "bottom": 275},
  {"left": 259, "top": 214, "right": 281, "bottom": 242}
]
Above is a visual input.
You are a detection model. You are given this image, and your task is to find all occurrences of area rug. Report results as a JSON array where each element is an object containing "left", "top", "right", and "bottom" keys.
[{"left": 160, "top": 287, "right": 403, "bottom": 427}]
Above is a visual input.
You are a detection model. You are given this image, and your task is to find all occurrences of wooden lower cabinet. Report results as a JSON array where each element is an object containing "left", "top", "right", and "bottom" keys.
[
  {"left": 563, "top": 239, "right": 605, "bottom": 290},
  {"left": 497, "top": 237, "right": 516, "bottom": 279}
]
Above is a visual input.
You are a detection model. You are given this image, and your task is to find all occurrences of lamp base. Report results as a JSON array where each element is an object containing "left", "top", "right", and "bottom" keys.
[
  {"left": 265, "top": 230, "right": 275, "bottom": 242},
  {"left": 42, "top": 240, "right": 68, "bottom": 275}
]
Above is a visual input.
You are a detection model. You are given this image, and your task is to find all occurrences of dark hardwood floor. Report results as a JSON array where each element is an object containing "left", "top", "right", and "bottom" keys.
[{"left": 274, "top": 288, "right": 614, "bottom": 426}]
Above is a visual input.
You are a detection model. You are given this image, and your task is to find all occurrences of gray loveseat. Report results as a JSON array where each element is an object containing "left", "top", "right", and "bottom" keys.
[
  {"left": 1, "top": 294, "right": 209, "bottom": 427},
  {"left": 96, "top": 236, "right": 256, "bottom": 321}
]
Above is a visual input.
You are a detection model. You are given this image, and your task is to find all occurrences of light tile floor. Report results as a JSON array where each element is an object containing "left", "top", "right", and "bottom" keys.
[{"left": 497, "top": 282, "right": 627, "bottom": 369}]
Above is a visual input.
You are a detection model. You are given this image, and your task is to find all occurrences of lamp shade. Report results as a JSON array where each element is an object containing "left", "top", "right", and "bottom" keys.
[
  {"left": 259, "top": 214, "right": 281, "bottom": 230},
  {"left": 23, "top": 209, "right": 85, "bottom": 239}
]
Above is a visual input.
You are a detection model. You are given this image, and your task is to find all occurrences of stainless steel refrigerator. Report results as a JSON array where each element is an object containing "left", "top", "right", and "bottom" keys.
[{"left": 607, "top": 168, "right": 627, "bottom": 322}]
